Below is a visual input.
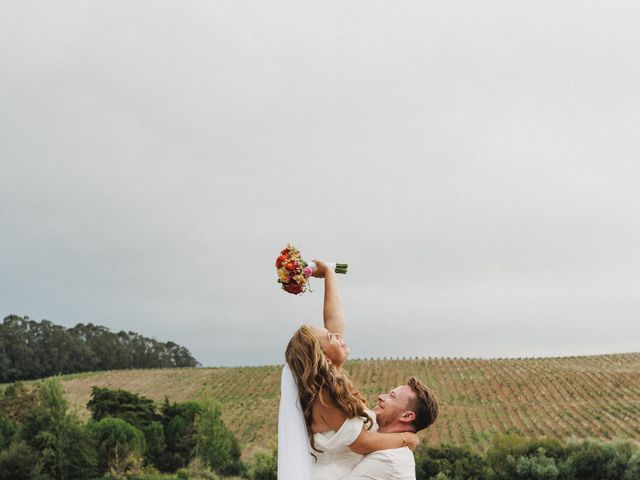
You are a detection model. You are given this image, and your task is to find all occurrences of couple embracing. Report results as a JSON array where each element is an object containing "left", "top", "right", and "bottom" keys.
[{"left": 278, "top": 260, "right": 439, "bottom": 480}]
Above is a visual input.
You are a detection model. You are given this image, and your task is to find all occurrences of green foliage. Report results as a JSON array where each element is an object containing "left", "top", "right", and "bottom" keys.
[
  {"left": 160, "top": 399, "right": 203, "bottom": 472},
  {"left": 194, "top": 400, "right": 244, "bottom": 476},
  {"left": 21, "top": 379, "right": 98, "bottom": 479},
  {"left": 624, "top": 452, "right": 640, "bottom": 480},
  {"left": 176, "top": 457, "right": 221, "bottom": 479},
  {"left": 0, "top": 415, "right": 17, "bottom": 450},
  {"left": 0, "top": 314, "right": 200, "bottom": 383},
  {"left": 415, "top": 444, "right": 489, "bottom": 480},
  {"left": 88, "top": 386, "right": 159, "bottom": 428},
  {"left": 0, "top": 382, "right": 38, "bottom": 423},
  {"left": 508, "top": 448, "right": 559, "bottom": 480},
  {"left": 0, "top": 440, "right": 41, "bottom": 480},
  {"left": 416, "top": 437, "right": 640, "bottom": 480},
  {"left": 563, "top": 439, "right": 637, "bottom": 480},
  {"left": 89, "top": 416, "right": 146, "bottom": 477},
  {"left": 248, "top": 450, "right": 277, "bottom": 480},
  {"left": 144, "top": 421, "right": 167, "bottom": 469}
]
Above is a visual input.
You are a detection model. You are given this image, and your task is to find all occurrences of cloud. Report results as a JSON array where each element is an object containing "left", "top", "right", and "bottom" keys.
[{"left": 2, "top": 1, "right": 639, "bottom": 366}]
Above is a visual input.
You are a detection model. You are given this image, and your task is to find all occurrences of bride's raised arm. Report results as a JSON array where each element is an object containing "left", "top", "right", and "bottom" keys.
[{"left": 312, "top": 258, "right": 345, "bottom": 335}]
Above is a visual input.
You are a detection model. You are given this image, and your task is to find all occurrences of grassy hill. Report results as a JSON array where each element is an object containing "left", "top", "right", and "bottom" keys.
[{"left": 10, "top": 352, "right": 640, "bottom": 458}]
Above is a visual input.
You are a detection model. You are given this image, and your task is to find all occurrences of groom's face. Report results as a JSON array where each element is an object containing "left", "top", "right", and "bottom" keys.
[{"left": 374, "top": 385, "right": 415, "bottom": 427}]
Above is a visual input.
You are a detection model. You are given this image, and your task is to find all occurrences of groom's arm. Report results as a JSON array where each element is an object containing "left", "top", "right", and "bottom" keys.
[{"left": 313, "top": 260, "right": 345, "bottom": 335}]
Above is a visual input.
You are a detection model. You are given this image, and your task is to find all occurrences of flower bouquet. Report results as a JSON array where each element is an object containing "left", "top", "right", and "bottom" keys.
[{"left": 275, "top": 244, "right": 348, "bottom": 295}]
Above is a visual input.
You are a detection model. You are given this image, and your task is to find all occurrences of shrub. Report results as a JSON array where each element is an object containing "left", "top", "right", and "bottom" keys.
[
  {"left": 249, "top": 450, "right": 277, "bottom": 480},
  {"left": 194, "top": 400, "right": 244, "bottom": 476},
  {"left": 415, "top": 444, "right": 489, "bottom": 480},
  {"left": 89, "top": 416, "right": 146, "bottom": 477},
  {"left": 0, "top": 440, "right": 40, "bottom": 480}
]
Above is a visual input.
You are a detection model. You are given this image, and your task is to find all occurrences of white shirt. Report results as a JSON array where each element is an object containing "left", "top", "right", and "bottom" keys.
[{"left": 343, "top": 447, "right": 416, "bottom": 480}]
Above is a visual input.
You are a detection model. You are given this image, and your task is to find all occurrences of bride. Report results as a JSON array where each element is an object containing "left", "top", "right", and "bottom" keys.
[{"left": 278, "top": 259, "right": 418, "bottom": 480}]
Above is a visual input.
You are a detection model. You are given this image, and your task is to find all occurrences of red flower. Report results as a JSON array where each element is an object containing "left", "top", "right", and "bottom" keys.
[
  {"left": 284, "top": 283, "right": 302, "bottom": 294},
  {"left": 276, "top": 255, "right": 287, "bottom": 267},
  {"left": 281, "top": 248, "right": 289, "bottom": 255},
  {"left": 285, "top": 261, "right": 296, "bottom": 271}
]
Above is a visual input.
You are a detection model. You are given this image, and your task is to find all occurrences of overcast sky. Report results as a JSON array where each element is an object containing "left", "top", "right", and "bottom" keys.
[{"left": 1, "top": 1, "right": 639, "bottom": 367}]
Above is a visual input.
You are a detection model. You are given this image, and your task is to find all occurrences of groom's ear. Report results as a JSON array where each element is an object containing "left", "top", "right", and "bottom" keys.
[{"left": 400, "top": 411, "right": 416, "bottom": 424}]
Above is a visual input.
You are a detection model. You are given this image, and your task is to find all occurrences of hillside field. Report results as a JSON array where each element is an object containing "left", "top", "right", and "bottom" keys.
[{"left": 7, "top": 352, "right": 640, "bottom": 458}]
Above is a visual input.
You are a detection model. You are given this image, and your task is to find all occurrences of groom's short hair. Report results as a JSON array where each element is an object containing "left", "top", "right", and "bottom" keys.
[{"left": 407, "top": 377, "right": 439, "bottom": 431}]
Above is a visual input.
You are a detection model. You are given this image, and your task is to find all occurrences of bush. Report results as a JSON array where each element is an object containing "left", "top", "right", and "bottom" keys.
[
  {"left": 563, "top": 439, "right": 638, "bottom": 480},
  {"left": 0, "top": 415, "right": 17, "bottom": 450},
  {"left": 160, "top": 400, "right": 203, "bottom": 472},
  {"left": 176, "top": 457, "right": 220, "bottom": 479},
  {"left": 415, "top": 444, "right": 489, "bottom": 480},
  {"left": 0, "top": 441, "right": 40, "bottom": 480},
  {"left": 89, "top": 416, "right": 146, "bottom": 477},
  {"left": 249, "top": 451, "right": 277, "bottom": 480},
  {"left": 510, "top": 448, "right": 559, "bottom": 480},
  {"left": 21, "top": 379, "right": 98, "bottom": 479},
  {"left": 194, "top": 400, "right": 244, "bottom": 476}
]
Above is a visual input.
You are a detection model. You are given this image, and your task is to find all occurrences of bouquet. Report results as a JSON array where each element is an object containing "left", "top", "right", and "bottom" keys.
[{"left": 275, "top": 244, "right": 348, "bottom": 295}]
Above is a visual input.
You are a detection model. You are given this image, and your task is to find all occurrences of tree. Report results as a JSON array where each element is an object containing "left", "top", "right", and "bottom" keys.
[
  {"left": 160, "top": 399, "right": 203, "bottom": 472},
  {"left": 0, "top": 415, "right": 17, "bottom": 450},
  {"left": 194, "top": 400, "right": 244, "bottom": 476},
  {"left": 0, "top": 382, "right": 37, "bottom": 425},
  {"left": 564, "top": 439, "right": 637, "bottom": 480},
  {"left": 87, "top": 386, "right": 158, "bottom": 428},
  {"left": 511, "top": 448, "right": 559, "bottom": 480},
  {"left": 89, "top": 417, "right": 146, "bottom": 477},
  {"left": 21, "top": 379, "right": 97, "bottom": 480},
  {"left": 249, "top": 451, "right": 277, "bottom": 480},
  {"left": 0, "top": 441, "right": 40, "bottom": 480},
  {"left": 415, "top": 444, "right": 488, "bottom": 480}
]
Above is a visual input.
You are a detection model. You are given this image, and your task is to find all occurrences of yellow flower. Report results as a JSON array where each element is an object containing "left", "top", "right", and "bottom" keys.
[{"left": 278, "top": 269, "right": 290, "bottom": 283}]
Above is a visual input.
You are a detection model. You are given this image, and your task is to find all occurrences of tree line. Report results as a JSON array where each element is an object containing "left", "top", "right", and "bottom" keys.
[
  {"left": 413, "top": 435, "right": 640, "bottom": 480},
  {"left": 0, "top": 315, "right": 200, "bottom": 383}
]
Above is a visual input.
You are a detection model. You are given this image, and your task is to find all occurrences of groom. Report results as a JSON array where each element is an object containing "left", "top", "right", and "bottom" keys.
[{"left": 346, "top": 376, "right": 438, "bottom": 480}]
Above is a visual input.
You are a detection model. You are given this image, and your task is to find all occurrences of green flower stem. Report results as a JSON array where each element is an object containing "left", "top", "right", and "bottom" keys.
[{"left": 335, "top": 263, "right": 348, "bottom": 274}]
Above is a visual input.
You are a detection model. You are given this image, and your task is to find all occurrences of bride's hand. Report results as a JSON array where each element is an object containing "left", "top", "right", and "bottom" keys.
[
  {"left": 403, "top": 432, "right": 419, "bottom": 451},
  {"left": 311, "top": 259, "right": 332, "bottom": 278}
]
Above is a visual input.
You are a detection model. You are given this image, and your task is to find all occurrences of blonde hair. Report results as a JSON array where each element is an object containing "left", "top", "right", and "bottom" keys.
[{"left": 285, "top": 325, "right": 372, "bottom": 453}]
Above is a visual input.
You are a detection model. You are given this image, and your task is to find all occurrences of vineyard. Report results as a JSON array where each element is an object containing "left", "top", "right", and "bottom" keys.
[{"left": 18, "top": 352, "right": 640, "bottom": 458}]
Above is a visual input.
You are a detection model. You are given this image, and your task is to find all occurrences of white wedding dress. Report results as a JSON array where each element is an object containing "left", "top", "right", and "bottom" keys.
[
  {"left": 277, "top": 364, "right": 377, "bottom": 480},
  {"left": 310, "top": 410, "right": 378, "bottom": 480}
]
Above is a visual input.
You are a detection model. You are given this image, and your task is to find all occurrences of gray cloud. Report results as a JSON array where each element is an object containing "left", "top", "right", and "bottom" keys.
[{"left": 2, "top": 1, "right": 639, "bottom": 366}]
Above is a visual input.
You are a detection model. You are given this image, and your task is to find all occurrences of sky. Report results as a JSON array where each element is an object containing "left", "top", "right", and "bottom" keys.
[{"left": 1, "top": 1, "right": 639, "bottom": 367}]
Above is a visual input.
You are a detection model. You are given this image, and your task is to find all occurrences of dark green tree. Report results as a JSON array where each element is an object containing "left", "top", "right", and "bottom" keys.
[
  {"left": 0, "top": 415, "right": 17, "bottom": 450},
  {"left": 87, "top": 386, "right": 158, "bottom": 428},
  {"left": 89, "top": 417, "right": 146, "bottom": 477},
  {"left": 194, "top": 400, "right": 244, "bottom": 476},
  {"left": 415, "top": 444, "right": 489, "bottom": 480},
  {"left": 0, "top": 441, "right": 41, "bottom": 480},
  {"left": 160, "top": 399, "right": 203, "bottom": 472},
  {"left": 21, "top": 379, "right": 97, "bottom": 480}
]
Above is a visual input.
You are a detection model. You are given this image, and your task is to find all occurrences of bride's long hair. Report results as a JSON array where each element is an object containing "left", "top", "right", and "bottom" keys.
[{"left": 285, "top": 324, "right": 372, "bottom": 453}]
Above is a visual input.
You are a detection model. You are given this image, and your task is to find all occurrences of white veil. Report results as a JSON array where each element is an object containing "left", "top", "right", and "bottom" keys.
[{"left": 277, "top": 362, "right": 311, "bottom": 480}]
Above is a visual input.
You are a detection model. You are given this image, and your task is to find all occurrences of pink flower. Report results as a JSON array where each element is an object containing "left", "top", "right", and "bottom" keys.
[{"left": 303, "top": 266, "right": 313, "bottom": 277}]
